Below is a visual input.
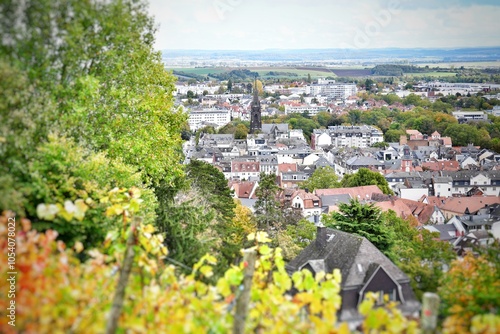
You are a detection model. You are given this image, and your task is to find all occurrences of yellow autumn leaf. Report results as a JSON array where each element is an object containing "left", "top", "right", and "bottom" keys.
[
  {"left": 74, "top": 241, "right": 84, "bottom": 253},
  {"left": 105, "top": 204, "right": 124, "bottom": 217},
  {"left": 255, "top": 231, "right": 272, "bottom": 243},
  {"left": 143, "top": 224, "right": 155, "bottom": 234},
  {"left": 74, "top": 199, "right": 89, "bottom": 221}
]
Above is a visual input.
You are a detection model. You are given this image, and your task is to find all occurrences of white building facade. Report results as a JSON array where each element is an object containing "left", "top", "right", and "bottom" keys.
[{"left": 188, "top": 108, "right": 231, "bottom": 131}]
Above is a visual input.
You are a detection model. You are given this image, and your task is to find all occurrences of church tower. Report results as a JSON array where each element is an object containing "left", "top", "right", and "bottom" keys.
[{"left": 249, "top": 77, "right": 262, "bottom": 134}]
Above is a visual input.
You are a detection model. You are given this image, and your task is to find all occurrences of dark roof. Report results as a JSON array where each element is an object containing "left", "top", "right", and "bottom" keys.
[
  {"left": 320, "top": 194, "right": 352, "bottom": 207},
  {"left": 286, "top": 228, "right": 410, "bottom": 288},
  {"left": 314, "top": 156, "right": 331, "bottom": 168},
  {"left": 261, "top": 123, "right": 288, "bottom": 134},
  {"left": 428, "top": 224, "right": 458, "bottom": 241}
]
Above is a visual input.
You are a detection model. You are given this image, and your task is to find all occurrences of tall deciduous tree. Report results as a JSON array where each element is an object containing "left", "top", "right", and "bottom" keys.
[
  {"left": 341, "top": 168, "right": 393, "bottom": 195},
  {"left": 185, "top": 160, "right": 236, "bottom": 224},
  {"left": 254, "top": 173, "right": 282, "bottom": 234},
  {"left": 154, "top": 184, "right": 217, "bottom": 272},
  {"left": 0, "top": 0, "right": 185, "bottom": 186},
  {"left": 383, "top": 211, "right": 455, "bottom": 299},
  {"left": 439, "top": 246, "right": 500, "bottom": 332}
]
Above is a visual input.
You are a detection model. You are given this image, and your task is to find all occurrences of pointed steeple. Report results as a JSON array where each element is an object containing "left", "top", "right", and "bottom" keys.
[
  {"left": 249, "top": 76, "right": 262, "bottom": 134},
  {"left": 253, "top": 76, "right": 259, "bottom": 101}
]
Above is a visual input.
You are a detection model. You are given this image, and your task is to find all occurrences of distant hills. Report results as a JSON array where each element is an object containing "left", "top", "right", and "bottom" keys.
[{"left": 162, "top": 47, "right": 500, "bottom": 64}]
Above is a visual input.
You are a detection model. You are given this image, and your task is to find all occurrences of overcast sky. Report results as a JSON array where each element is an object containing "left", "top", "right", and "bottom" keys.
[{"left": 147, "top": 0, "right": 500, "bottom": 51}]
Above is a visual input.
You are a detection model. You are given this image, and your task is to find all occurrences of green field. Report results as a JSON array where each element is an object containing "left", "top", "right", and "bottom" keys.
[
  {"left": 167, "top": 64, "right": 486, "bottom": 81},
  {"left": 405, "top": 71, "right": 458, "bottom": 78},
  {"left": 166, "top": 67, "right": 335, "bottom": 79},
  {"left": 166, "top": 67, "right": 228, "bottom": 76},
  {"left": 253, "top": 67, "right": 335, "bottom": 78},
  {"left": 415, "top": 61, "right": 500, "bottom": 69}
]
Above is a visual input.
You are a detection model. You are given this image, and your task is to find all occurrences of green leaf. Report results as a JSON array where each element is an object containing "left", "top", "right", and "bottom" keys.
[{"left": 259, "top": 244, "right": 271, "bottom": 255}]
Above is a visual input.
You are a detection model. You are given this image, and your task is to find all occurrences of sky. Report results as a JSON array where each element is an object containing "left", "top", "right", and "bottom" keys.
[{"left": 147, "top": 0, "right": 500, "bottom": 51}]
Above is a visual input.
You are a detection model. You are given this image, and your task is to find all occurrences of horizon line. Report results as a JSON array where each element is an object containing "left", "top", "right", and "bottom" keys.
[{"left": 160, "top": 46, "right": 500, "bottom": 52}]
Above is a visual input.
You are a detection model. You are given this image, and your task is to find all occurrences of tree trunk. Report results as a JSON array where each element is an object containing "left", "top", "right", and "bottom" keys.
[
  {"left": 105, "top": 216, "right": 141, "bottom": 334},
  {"left": 233, "top": 250, "right": 257, "bottom": 334}
]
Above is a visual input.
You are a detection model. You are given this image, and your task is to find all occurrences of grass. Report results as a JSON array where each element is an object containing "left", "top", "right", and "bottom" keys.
[
  {"left": 405, "top": 72, "right": 458, "bottom": 78},
  {"left": 253, "top": 67, "right": 334, "bottom": 79},
  {"left": 415, "top": 61, "right": 500, "bottom": 69},
  {"left": 166, "top": 67, "right": 335, "bottom": 80},
  {"left": 166, "top": 68, "right": 228, "bottom": 76}
]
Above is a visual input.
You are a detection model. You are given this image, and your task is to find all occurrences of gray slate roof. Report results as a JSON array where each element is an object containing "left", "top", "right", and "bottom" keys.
[
  {"left": 286, "top": 228, "right": 410, "bottom": 288},
  {"left": 320, "top": 194, "right": 352, "bottom": 207},
  {"left": 262, "top": 123, "right": 289, "bottom": 134}
]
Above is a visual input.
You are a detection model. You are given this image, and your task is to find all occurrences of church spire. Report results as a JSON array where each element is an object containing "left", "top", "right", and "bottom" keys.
[
  {"left": 249, "top": 76, "right": 262, "bottom": 134},
  {"left": 253, "top": 76, "right": 259, "bottom": 100}
]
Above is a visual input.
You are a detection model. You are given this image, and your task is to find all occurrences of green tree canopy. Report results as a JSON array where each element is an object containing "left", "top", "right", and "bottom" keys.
[
  {"left": 185, "top": 160, "right": 235, "bottom": 223},
  {"left": 439, "top": 242, "right": 500, "bottom": 331},
  {"left": 443, "top": 123, "right": 482, "bottom": 147},
  {"left": 341, "top": 168, "right": 393, "bottom": 195},
  {"left": 0, "top": 0, "right": 186, "bottom": 186},
  {"left": 322, "top": 199, "right": 394, "bottom": 255},
  {"left": 184, "top": 160, "right": 241, "bottom": 273},
  {"left": 254, "top": 173, "right": 282, "bottom": 234},
  {"left": 383, "top": 211, "right": 455, "bottom": 299},
  {"left": 299, "top": 166, "right": 340, "bottom": 192}
]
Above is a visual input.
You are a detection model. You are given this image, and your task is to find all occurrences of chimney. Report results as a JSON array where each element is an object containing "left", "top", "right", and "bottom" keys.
[{"left": 316, "top": 225, "right": 327, "bottom": 249}]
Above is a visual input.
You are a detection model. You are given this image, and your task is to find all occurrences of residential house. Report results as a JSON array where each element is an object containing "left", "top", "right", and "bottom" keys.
[
  {"left": 261, "top": 123, "right": 289, "bottom": 140},
  {"left": 400, "top": 198, "right": 446, "bottom": 225},
  {"left": 385, "top": 172, "right": 423, "bottom": 190},
  {"left": 443, "top": 171, "right": 500, "bottom": 196},
  {"left": 311, "top": 130, "right": 332, "bottom": 149},
  {"left": 422, "top": 160, "right": 460, "bottom": 172},
  {"left": 286, "top": 189, "right": 322, "bottom": 217},
  {"left": 393, "top": 179, "right": 429, "bottom": 201},
  {"left": 339, "top": 156, "right": 384, "bottom": 175},
  {"left": 229, "top": 181, "right": 258, "bottom": 200},
  {"left": 258, "top": 155, "right": 278, "bottom": 175},
  {"left": 280, "top": 171, "right": 310, "bottom": 189},
  {"left": 428, "top": 196, "right": 500, "bottom": 220},
  {"left": 431, "top": 176, "right": 453, "bottom": 198},
  {"left": 286, "top": 227, "right": 420, "bottom": 326},
  {"left": 230, "top": 160, "right": 260, "bottom": 180},
  {"left": 320, "top": 194, "right": 353, "bottom": 214}
]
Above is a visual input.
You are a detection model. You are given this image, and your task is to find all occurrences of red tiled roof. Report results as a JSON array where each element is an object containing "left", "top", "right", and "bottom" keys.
[
  {"left": 315, "top": 185, "right": 383, "bottom": 199},
  {"left": 406, "top": 130, "right": 422, "bottom": 136},
  {"left": 374, "top": 200, "right": 413, "bottom": 219},
  {"left": 278, "top": 163, "right": 297, "bottom": 173},
  {"left": 428, "top": 196, "right": 500, "bottom": 215},
  {"left": 229, "top": 181, "right": 258, "bottom": 199},
  {"left": 421, "top": 160, "right": 460, "bottom": 172},
  {"left": 441, "top": 137, "right": 452, "bottom": 146},
  {"left": 399, "top": 199, "right": 436, "bottom": 225},
  {"left": 290, "top": 189, "right": 321, "bottom": 209}
]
